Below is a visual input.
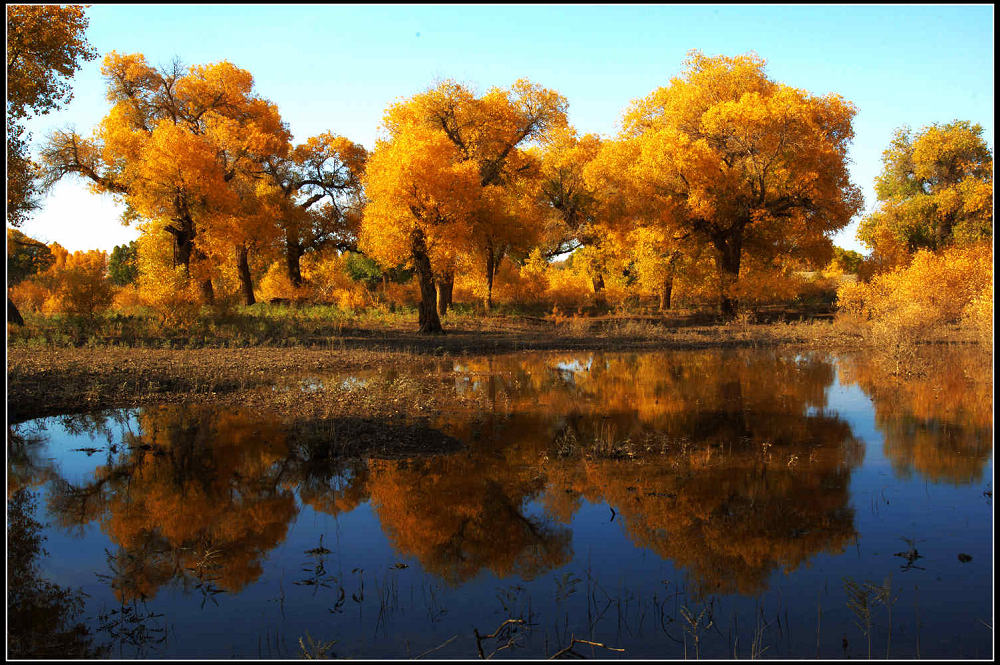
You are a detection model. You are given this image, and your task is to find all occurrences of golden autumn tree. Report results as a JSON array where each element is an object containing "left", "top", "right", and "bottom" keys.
[
  {"left": 262, "top": 133, "right": 368, "bottom": 288},
  {"left": 590, "top": 51, "right": 863, "bottom": 317},
  {"left": 360, "top": 122, "right": 480, "bottom": 332},
  {"left": 6, "top": 4, "right": 96, "bottom": 227},
  {"left": 533, "top": 128, "right": 618, "bottom": 295},
  {"left": 6, "top": 4, "right": 96, "bottom": 325},
  {"left": 856, "top": 120, "right": 993, "bottom": 273},
  {"left": 41, "top": 53, "right": 291, "bottom": 304},
  {"left": 378, "top": 79, "right": 569, "bottom": 313},
  {"left": 9, "top": 242, "right": 114, "bottom": 321}
]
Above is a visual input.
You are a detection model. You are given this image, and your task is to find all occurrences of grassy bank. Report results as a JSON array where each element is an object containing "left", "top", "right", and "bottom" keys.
[
  {"left": 7, "top": 302, "right": 855, "bottom": 348},
  {"left": 7, "top": 308, "right": 985, "bottom": 423}
]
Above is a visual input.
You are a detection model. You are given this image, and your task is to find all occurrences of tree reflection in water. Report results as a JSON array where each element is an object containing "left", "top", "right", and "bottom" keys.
[
  {"left": 44, "top": 405, "right": 298, "bottom": 602},
  {"left": 14, "top": 348, "right": 991, "bottom": 611},
  {"left": 434, "top": 351, "right": 864, "bottom": 596},
  {"left": 839, "top": 347, "right": 993, "bottom": 484},
  {"left": 7, "top": 488, "right": 107, "bottom": 659}
]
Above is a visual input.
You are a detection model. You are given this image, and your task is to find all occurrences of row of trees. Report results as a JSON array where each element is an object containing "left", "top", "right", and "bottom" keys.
[
  {"left": 14, "top": 17, "right": 866, "bottom": 332},
  {"left": 8, "top": 7, "right": 991, "bottom": 334}
]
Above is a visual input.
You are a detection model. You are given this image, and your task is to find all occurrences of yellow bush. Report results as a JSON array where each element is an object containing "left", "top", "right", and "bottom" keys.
[
  {"left": 301, "top": 252, "right": 374, "bottom": 311},
  {"left": 135, "top": 233, "right": 203, "bottom": 326},
  {"left": 963, "top": 282, "right": 993, "bottom": 347},
  {"left": 836, "top": 242, "right": 993, "bottom": 347},
  {"left": 112, "top": 285, "right": 144, "bottom": 311},
  {"left": 9, "top": 246, "right": 113, "bottom": 319},
  {"left": 257, "top": 262, "right": 311, "bottom": 303},
  {"left": 727, "top": 265, "right": 803, "bottom": 309},
  {"left": 383, "top": 280, "right": 419, "bottom": 307},
  {"left": 9, "top": 279, "right": 49, "bottom": 314},
  {"left": 544, "top": 265, "right": 593, "bottom": 311}
]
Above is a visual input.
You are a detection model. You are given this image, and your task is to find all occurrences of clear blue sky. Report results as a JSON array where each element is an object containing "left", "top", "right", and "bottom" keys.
[{"left": 18, "top": 4, "right": 995, "bottom": 254}]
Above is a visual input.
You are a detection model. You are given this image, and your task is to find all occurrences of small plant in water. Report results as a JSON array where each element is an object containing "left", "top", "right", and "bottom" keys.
[
  {"left": 680, "top": 602, "right": 714, "bottom": 659},
  {"left": 843, "top": 577, "right": 874, "bottom": 658},
  {"left": 297, "top": 631, "right": 336, "bottom": 659}
]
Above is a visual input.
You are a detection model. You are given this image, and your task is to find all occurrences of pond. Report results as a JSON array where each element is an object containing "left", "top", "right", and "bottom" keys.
[{"left": 7, "top": 348, "right": 993, "bottom": 659}]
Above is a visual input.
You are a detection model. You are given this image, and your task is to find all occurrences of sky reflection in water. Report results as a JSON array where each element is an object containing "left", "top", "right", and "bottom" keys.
[{"left": 7, "top": 348, "right": 993, "bottom": 659}]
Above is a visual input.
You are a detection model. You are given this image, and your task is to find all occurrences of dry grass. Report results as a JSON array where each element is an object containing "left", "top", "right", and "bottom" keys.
[{"left": 7, "top": 314, "right": 876, "bottom": 422}]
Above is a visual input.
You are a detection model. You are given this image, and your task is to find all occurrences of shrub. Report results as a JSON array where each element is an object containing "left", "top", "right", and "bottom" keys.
[
  {"left": 836, "top": 242, "right": 992, "bottom": 350},
  {"left": 963, "top": 282, "right": 993, "bottom": 347},
  {"left": 9, "top": 246, "right": 113, "bottom": 320},
  {"left": 258, "top": 262, "right": 311, "bottom": 303}
]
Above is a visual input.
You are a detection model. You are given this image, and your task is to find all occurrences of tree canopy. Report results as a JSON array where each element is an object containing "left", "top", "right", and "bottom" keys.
[
  {"left": 588, "top": 51, "right": 864, "bottom": 315},
  {"left": 6, "top": 5, "right": 97, "bottom": 227},
  {"left": 857, "top": 120, "right": 993, "bottom": 271}
]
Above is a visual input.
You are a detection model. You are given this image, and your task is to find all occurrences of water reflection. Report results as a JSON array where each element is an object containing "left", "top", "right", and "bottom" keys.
[
  {"left": 839, "top": 348, "right": 993, "bottom": 484},
  {"left": 44, "top": 406, "right": 297, "bottom": 602},
  {"left": 7, "top": 488, "right": 107, "bottom": 658},
  {"left": 368, "top": 455, "right": 573, "bottom": 585},
  {"left": 6, "top": 347, "right": 992, "bottom": 647},
  {"left": 432, "top": 351, "right": 863, "bottom": 596}
]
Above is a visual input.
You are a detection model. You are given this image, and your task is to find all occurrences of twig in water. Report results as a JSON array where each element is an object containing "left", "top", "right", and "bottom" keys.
[
  {"left": 548, "top": 634, "right": 625, "bottom": 659},
  {"left": 414, "top": 634, "right": 458, "bottom": 659},
  {"left": 298, "top": 631, "right": 336, "bottom": 659},
  {"left": 474, "top": 618, "right": 527, "bottom": 660}
]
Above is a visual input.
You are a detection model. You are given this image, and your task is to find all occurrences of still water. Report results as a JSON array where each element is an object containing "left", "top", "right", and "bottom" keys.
[{"left": 7, "top": 348, "right": 993, "bottom": 659}]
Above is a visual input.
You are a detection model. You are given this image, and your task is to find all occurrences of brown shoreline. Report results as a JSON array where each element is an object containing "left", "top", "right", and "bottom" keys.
[{"left": 6, "top": 320, "right": 979, "bottom": 423}]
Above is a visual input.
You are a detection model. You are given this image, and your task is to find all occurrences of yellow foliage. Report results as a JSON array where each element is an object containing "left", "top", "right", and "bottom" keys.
[
  {"left": 726, "top": 260, "right": 803, "bottom": 309},
  {"left": 360, "top": 124, "right": 480, "bottom": 271},
  {"left": 111, "top": 286, "right": 144, "bottom": 312},
  {"left": 858, "top": 120, "right": 992, "bottom": 267},
  {"left": 837, "top": 242, "right": 993, "bottom": 347},
  {"left": 588, "top": 50, "right": 862, "bottom": 314},
  {"left": 9, "top": 279, "right": 48, "bottom": 314},
  {"left": 543, "top": 264, "right": 595, "bottom": 311},
  {"left": 257, "top": 262, "right": 310, "bottom": 303},
  {"left": 9, "top": 244, "right": 112, "bottom": 319},
  {"left": 383, "top": 281, "right": 420, "bottom": 307},
  {"left": 135, "top": 231, "right": 202, "bottom": 326},
  {"left": 963, "top": 282, "right": 993, "bottom": 347},
  {"left": 300, "top": 252, "right": 373, "bottom": 311}
]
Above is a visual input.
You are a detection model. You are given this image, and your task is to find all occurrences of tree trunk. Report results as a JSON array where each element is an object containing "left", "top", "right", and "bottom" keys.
[
  {"left": 411, "top": 229, "right": 443, "bottom": 334},
  {"left": 437, "top": 271, "right": 454, "bottom": 316},
  {"left": 173, "top": 228, "right": 194, "bottom": 273},
  {"left": 200, "top": 278, "right": 215, "bottom": 304},
  {"left": 237, "top": 245, "right": 255, "bottom": 305},
  {"left": 659, "top": 275, "right": 673, "bottom": 312},
  {"left": 715, "top": 237, "right": 742, "bottom": 319},
  {"left": 8, "top": 297, "right": 24, "bottom": 326},
  {"left": 167, "top": 215, "right": 213, "bottom": 304},
  {"left": 285, "top": 230, "right": 303, "bottom": 287},
  {"left": 591, "top": 273, "right": 605, "bottom": 294},
  {"left": 190, "top": 248, "right": 215, "bottom": 304},
  {"left": 484, "top": 250, "right": 495, "bottom": 312}
]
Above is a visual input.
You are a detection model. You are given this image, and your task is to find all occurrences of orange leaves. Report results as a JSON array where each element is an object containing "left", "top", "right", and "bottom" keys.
[
  {"left": 365, "top": 78, "right": 569, "bottom": 319},
  {"left": 837, "top": 241, "right": 993, "bottom": 349},
  {"left": 589, "top": 50, "right": 863, "bottom": 315},
  {"left": 6, "top": 4, "right": 96, "bottom": 120},
  {"left": 44, "top": 51, "right": 300, "bottom": 304},
  {"left": 361, "top": 125, "right": 480, "bottom": 269},
  {"left": 9, "top": 245, "right": 113, "bottom": 319},
  {"left": 859, "top": 120, "right": 992, "bottom": 264}
]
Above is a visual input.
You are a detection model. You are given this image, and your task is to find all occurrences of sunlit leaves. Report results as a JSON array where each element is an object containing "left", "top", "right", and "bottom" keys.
[
  {"left": 7, "top": 5, "right": 96, "bottom": 226},
  {"left": 590, "top": 50, "right": 863, "bottom": 313},
  {"left": 858, "top": 121, "right": 993, "bottom": 267}
]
